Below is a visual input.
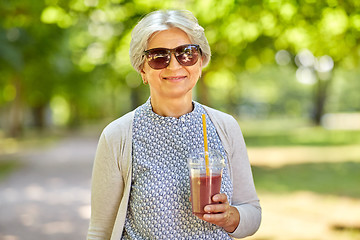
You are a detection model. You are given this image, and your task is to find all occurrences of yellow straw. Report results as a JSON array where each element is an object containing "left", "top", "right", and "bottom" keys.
[{"left": 202, "top": 114, "right": 210, "bottom": 176}]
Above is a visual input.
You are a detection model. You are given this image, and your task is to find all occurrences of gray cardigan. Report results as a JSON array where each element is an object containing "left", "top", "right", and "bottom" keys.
[{"left": 87, "top": 105, "right": 261, "bottom": 239}]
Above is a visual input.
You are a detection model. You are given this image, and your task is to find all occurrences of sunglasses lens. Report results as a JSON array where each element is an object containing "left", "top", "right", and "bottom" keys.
[
  {"left": 175, "top": 45, "right": 200, "bottom": 66},
  {"left": 144, "top": 45, "right": 201, "bottom": 69},
  {"left": 146, "top": 49, "right": 170, "bottom": 69}
]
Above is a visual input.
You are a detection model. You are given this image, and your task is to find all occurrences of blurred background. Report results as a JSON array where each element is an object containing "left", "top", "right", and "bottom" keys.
[{"left": 0, "top": 0, "right": 360, "bottom": 239}]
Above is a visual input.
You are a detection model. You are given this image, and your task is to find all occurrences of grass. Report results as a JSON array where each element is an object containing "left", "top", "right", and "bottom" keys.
[
  {"left": 0, "top": 160, "right": 22, "bottom": 181},
  {"left": 0, "top": 130, "right": 58, "bottom": 181},
  {"left": 238, "top": 119, "right": 360, "bottom": 240},
  {"left": 239, "top": 118, "right": 360, "bottom": 147},
  {"left": 243, "top": 125, "right": 360, "bottom": 147},
  {"left": 245, "top": 129, "right": 360, "bottom": 146},
  {"left": 252, "top": 161, "right": 360, "bottom": 198},
  {"left": 243, "top": 120, "right": 360, "bottom": 198}
]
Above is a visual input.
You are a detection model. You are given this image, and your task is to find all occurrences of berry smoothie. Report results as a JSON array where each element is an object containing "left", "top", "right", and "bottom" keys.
[{"left": 190, "top": 174, "right": 222, "bottom": 217}]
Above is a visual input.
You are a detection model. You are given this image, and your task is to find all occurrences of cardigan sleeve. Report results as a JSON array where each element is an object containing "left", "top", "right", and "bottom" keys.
[
  {"left": 87, "top": 130, "right": 124, "bottom": 240},
  {"left": 204, "top": 106, "right": 261, "bottom": 238},
  {"left": 87, "top": 113, "right": 134, "bottom": 240},
  {"left": 226, "top": 116, "right": 261, "bottom": 238}
]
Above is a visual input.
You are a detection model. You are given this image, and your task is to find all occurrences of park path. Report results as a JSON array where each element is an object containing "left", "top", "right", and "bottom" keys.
[{"left": 0, "top": 133, "right": 99, "bottom": 240}]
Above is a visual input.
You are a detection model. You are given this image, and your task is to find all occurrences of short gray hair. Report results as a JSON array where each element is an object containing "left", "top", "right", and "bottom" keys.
[{"left": 129, "top": 10, "right": 211, "bottom": 73}]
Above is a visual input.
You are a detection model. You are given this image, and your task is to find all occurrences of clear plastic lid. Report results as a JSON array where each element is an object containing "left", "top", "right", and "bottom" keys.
[{"left": 187, "top": 149, "right": 225, "bottom": 168}]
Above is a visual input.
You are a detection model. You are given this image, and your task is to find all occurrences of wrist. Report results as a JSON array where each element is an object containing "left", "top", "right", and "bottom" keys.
[{"left": 224, "top": 206, "right": 240, "bottom": 233}]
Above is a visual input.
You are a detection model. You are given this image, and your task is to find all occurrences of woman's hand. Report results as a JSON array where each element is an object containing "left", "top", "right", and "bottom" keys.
[{"left": 199, "top": 193, "right": 240, "bottom": 233}]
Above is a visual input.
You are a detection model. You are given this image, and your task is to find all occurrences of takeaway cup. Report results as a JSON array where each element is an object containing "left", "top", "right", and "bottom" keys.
[{"left": 187, "top": 149, "right": 225, "bottom": 217}]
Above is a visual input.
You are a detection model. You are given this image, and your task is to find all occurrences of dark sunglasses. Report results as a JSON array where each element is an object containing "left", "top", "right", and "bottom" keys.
[{"left": 143, "top": 44, "right": 202, "bottom": 70}]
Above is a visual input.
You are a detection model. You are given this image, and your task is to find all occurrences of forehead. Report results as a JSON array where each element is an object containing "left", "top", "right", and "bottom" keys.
[{"left": 147, "top": 27, "right": 192, "bottom": 49}]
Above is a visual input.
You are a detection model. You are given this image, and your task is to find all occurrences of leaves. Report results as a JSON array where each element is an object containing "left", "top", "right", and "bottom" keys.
[{"left": 0, "top": 0, "right": 359, "bottom": 134}]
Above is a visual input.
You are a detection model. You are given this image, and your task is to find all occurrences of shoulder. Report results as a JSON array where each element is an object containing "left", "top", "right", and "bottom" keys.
[
  {"left": 101, "top": 111, "right": 135, "bottom": 141},
  {"left": 202, "top": 105, "right": 239, "bottom": 129},
  {"left": 201, "top": 104, "right": 244, "bottom": 148}
]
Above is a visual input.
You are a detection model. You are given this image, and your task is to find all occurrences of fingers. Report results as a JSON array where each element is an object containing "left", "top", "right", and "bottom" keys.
[
  {"left": 203, "top": 211, "right": 228, "bottom": 223},
  {"left": 203, "top": 193, "right": 229, "bottom": 212},
  {"left": 203, "top": 206, "right": 240, "bottom": 233},
  {"left": 193, "top": 193, "right": 239, "bottom": 232},
  {"left": 212, "top": 193, "right": 228, "bottom": 204},
  {"left": 204, "top": 201, "right": 229, "bottom": 213},
  {"left": 201, "top": 193, "right": 230, "bottom": 225}
]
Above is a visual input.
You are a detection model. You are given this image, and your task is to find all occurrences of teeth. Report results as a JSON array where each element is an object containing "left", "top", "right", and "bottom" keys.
[{"left": 166, "top": 76, "right": 185, "bottom": 80}]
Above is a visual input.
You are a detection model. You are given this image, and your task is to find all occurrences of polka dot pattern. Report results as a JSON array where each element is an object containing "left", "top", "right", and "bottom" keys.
[{"left": 122, "top": 99, "right": 233, "bottom": 239}]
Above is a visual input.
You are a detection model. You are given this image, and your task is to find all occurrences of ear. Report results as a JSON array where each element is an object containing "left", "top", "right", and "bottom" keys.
[
  {"left": 140, "top": 69, "right": 148, "bottom": 84},
  {"left": 200, "top": 56, "right": 204, "bottom": 68}
]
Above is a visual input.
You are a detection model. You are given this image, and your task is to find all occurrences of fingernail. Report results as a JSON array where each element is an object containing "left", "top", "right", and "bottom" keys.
[{"left": 204, "top": 206, "right": 210, "bottom": 212}]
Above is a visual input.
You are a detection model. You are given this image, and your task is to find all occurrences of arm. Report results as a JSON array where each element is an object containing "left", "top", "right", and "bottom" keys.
[
  {"left": 225, "top": 116, "right": 261, "bottom": 238},
  {"left": 87, "top": 131, "right": 124, "bottom": 240}
]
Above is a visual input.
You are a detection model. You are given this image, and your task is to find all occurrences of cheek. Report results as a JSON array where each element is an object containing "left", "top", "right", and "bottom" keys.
[
  {"left": 144, "top": 70, "right": 163, "bottom": 84},
  {"left": 142, "top": 65, "right": 155, "bottom": 79},
  {"left": 190, "top": 65, "right": 202, "bottom": 79}
]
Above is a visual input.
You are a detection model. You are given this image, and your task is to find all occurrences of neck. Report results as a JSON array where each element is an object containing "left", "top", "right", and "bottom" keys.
[{"left": 150, "top": 95, "right": 193, "bottom": 118}]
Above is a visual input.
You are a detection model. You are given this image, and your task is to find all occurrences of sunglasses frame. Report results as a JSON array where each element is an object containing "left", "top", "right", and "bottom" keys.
[{"left": 143, "top": 44, "right": 202, "bottom": 70}]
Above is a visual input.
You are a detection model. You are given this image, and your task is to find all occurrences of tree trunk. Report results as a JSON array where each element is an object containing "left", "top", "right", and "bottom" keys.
[
  {"left": 8, "top": 74, "right": 24, "bottom": 137},
  {"left": 32, "top": 105, "right": 46, "bottom": 130},
  {"left": 312, "top": 78, "right": 331, "bottom": 125}
]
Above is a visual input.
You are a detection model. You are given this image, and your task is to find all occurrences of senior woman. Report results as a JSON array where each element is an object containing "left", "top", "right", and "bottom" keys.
[{"left": 87, "top": 9, "right": 261, "bottom": 240}]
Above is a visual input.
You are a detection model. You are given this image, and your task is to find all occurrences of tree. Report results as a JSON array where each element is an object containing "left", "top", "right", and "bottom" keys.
[
  {"left": 189, "top": 0, "right": 360, "bottom": 123},
  {"left": 1, "top": 0, "right": 360, "bottom": 137}
]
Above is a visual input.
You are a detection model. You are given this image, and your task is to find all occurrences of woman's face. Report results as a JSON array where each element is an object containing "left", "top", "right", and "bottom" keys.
[{"left": 141, "top": 27, "right": 203, "bottom": 101}]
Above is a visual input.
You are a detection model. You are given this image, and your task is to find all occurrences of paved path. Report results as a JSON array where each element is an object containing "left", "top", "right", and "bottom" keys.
[{"left": 0, "top": 134, "right": 99, "bottom": 240}]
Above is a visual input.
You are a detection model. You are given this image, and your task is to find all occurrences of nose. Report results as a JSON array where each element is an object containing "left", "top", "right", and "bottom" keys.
[{"left": 167, "top": 53, "right": 182, "bottom": 70}]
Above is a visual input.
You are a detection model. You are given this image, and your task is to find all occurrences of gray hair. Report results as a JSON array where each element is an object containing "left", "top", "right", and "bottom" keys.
[{"left": 129, "top": 10, "right": 211, "bottom": 73}]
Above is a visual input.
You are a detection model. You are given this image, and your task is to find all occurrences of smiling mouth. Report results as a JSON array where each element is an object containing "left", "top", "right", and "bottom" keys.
[{"left": 163, "top": 76, "right": 187, "bottom": 81}]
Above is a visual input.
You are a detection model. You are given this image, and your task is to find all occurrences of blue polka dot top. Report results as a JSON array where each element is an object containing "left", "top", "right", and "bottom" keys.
[{"left": 122, "top": 98, "right": 233, "bottom": 239}]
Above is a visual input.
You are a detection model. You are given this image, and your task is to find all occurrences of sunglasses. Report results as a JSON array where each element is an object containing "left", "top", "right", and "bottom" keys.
[{"left": 143, "top": 44, "right": 202, "bottom": 70}]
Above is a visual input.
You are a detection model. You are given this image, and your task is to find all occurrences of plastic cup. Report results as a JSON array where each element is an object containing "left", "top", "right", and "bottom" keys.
[{"left": 187, "top": 149, "right": 225, "bottom": 217}]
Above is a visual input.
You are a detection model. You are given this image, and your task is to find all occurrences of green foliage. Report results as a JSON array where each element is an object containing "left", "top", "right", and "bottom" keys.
[
  {"left": 0, "top": 160, "right": 22, "bottom": 181},
  {"left": 0, "top": 0, "right": 360, "bottom": 135},
  {"left": 253, "top": 161, "right": 360, "bottom": 198},
  {"left": 244, "top": 128, "right": 360, "bottom": 147},
  {"left": 241, "top": 118, "right": 360, "bottom": 146},
  {"left": 245, "top": 118, "right": 360, "bottom": 198}
]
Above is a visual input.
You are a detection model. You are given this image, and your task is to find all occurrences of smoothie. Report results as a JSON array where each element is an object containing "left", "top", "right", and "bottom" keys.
[{"left": 190, "top": 174, "right": 222, "bottom": 217}]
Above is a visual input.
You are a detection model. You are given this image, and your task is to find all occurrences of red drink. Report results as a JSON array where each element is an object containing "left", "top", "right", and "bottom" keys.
[
  {"left": 188, "top": 149, "right": 225, "bottom": 217},
  {"left": 190, "top": 174, "right": 222, "bottom": 217}
]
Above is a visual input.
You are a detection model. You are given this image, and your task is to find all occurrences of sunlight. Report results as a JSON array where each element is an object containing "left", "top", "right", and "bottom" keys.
[
  {"left": 20, "top": 205, "right": 39, "bottom": 227},
  {"left": 86, "top": 42, "right": 106, "bottom": 64},
  {"left": 322, "top": 113, "right": 360, "bottom": 130},
  {"left": 296, "top": 49, "right": 315, "bottom": 68},
  {"left": 0, "top": 138, "right": 18, "bottom": 154},
  {"left": 78, "top": 205, "right": 91, "bottom": 219},
  {"left": 315, "top": 55, "right": 334, "bottom": 73},
  {"left": 40, "top": 6, "right": 73, "bottom": 28},
  {"left": 2, "top": 187, "right": 19, "bottom": 202},
  {"left": 248, "top": 192, "right": 360, "bottom": 240},
  {"left": 25, "top": 184, "right": 45, "bottom": 201},
  {"left": 84, "top": 0, "right": 98, "bottom": 7},
  {"left": 3, "top": 84, "right": 16, "bottom": 102},
  {"left": 50, "top": 95, "right": 70, "bottom": 126},
  {"left": 275, "top": 50, "right": 291, "bottom": 66},
  {"left": 320, "top": 8, "right": 349, "bottom": 36},
  {"left": 248, "top": 145, "right": 360, "bottom": 167},
  {"left": 296, "top": 67, "right": 317, "bottom": 85},
  {"left": 42, "top": 221, "right": 74, "bottom": 234},
  {"left": 2, "top": 236, "right": 19, "bottom": 240}
]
